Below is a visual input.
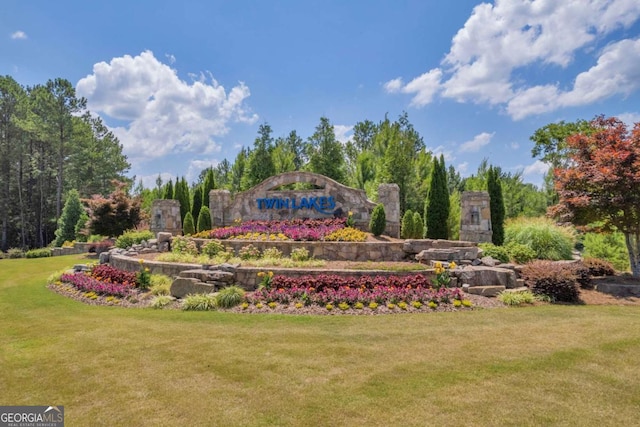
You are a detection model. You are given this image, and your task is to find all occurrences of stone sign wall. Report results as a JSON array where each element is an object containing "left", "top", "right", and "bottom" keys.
[
  {"left": 459, "top": 191, "right": 492, "bottom": 243},
  {"left": 150, "top": 199, "right": 182, "bottom": 236},
  {"left": 209, "top": 171, "right": 400, "bottom": 237}
]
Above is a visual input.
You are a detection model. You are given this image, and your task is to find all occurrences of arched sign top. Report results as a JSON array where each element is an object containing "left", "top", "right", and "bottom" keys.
[{"left": 251, "top": 171, "right": 349, "bottom": 193}]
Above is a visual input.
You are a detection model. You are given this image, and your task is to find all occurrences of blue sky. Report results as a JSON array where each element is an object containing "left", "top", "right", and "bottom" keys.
[{"left": 2, "top": 0, "right": 640, "bottom": 188}]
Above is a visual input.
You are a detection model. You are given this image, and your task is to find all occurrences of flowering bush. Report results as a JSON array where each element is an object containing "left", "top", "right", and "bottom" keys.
[
  {"left": 324, "top": 227, "right": 367, "bottom": 242},
  {"left": 239, "top": 244, "right": 261, "bottom": 260},
  {"left": 246, "top": 273, "right": 464, "bottom": 307},
  {"left": 90, "top": 264, "right": 138, "bottom": 287},
  {"left": 61, "top": 272, "right": 133, "bottom": 297},
  {"left": 207, "top": 218, "right": 347, "bottom": 241},
  {"left": 172, "top": 236, "right": 198, "bottom": 255},
  {"left": 433, "top": 261, "right": 456, "bottom": 290}
]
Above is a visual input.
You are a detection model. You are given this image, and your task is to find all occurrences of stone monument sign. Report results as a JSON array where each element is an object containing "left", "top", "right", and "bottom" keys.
[
  {"left": 459, "top": 191, "right": 492, "bottom": 243},
  {"left": 209, "top": 171, "right": 400, "bottom": 237}
]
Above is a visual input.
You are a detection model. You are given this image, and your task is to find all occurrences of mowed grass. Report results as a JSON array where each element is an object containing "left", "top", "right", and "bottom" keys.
[{"left": 2, "top": 256, "right": 640, "bottom": 426}]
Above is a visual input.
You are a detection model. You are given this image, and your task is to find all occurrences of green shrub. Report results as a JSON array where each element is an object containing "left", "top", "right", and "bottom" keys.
[
  {"left": 25, "top": 248, "right": 52, "bottom": 258},
  {"left": 582, "top": 257, "right": 616, "bottom": 277},
  {"left": 7, "top": 248, "right": 25, "bottom": 259},
  {"left": 182, "top": 293, "right": 217, "bottom": 311},
  {"left": 370, "top": 204, "right": 386, "bottom": 237},
  {"left": 262, "top": 247, "right": 283, "bottom": 260},
  {"left": 505, "top": 217, "right": 575, "bottom": 261},
  {"left": 290, "top": 247, "right": 310, "bottom": 262},
  {"left": 115, "top": 230, "right": 154, "bottom": 249},
  {"left": 497, "top": 290, "right": 537, "bottom": 306},
  {"left": 183, "top": 212, "right": 195, "bottom": 236},
  {"left": 151, "top": 295, "right": 174, "bottom": 309},
  {"left": 521, "top": 260, "right": 580, "bottom": 303},
  {"left": 582, "top": 231, "right": 629, "bottom": 272},
  {"left": 88, "top": 234, "right": 106, "bottom": 243},
  {"left": 505, "top": 242, "right": 536, "bottom": 264},
  {"left": 54, "top": 189, "right": 84, "bottom": 247},
  {"left": 401, "top": 209, "right": 414, "bottom": 239},
  {"left": 201, "top": 240, "right": 224, "bottom": 258},
  {"left": 238, "top": 244, "right": 261, "bottom": 260},
  {"left": 74, "top": 210, "right": 90, "bottom": 242},
  {"left": 478, "top": 243, "right": 510, "bottom": 263},
  {"left": 412, "top": 211, "right": 424, "bottom": 239},
  {"left": 215, "top": 286, "right": 245, "bottom": 308},
  {"left": 171, "top": 235, "right": 198, "bottom": 255},
  {"left": 150, "top": 275, "right": 173, "bottom": 296},
  {"left": 197, "top": 206, "right": 212, "bottom": 233}
]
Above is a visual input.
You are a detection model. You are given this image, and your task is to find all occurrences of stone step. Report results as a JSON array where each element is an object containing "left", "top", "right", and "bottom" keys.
[{"left": 465, "top": 285, "right": 506, "bottom": 297}]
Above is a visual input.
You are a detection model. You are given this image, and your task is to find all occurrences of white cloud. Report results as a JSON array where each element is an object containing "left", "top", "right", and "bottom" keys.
[
  {"left": 186, "top": 159, "right": 220, "bottom": 183},
  {"left": 165, "top": 53, "right": 176, "bottom": 64},
  {"left": 333, "top": 124, "right": 353, "bottom": 143},
  {"left": 76, "top": 50, "right": 258, "bottom": 162},
  {"left": 429, "top": 145, "right": 455, "bottom": 162},
  {"left": 137, "top": 172, "right": 174, "bottom": 190},
  {"left": 386, "top": 0, "right": 640, "bottom": 120},
  {"left": 510, "top": 142, "right": 520, "bottom": 150},
  {"left": 459, "top": 132, "right": 494, "bottom": 153},
  {"left": 619, "top": 112, "right": 640, "bottom": 127},
  {"left": 457, "top": 161, "right": 469, "bottom": 175},
  {"left": 383, "top": 78, "right": 403, "bottom": 93},
  {"left": 10, "top": 30, "right": 27, "bottom": 40},
  {"left": 523, "top": 160, "right": 549, "bottom": 177}
]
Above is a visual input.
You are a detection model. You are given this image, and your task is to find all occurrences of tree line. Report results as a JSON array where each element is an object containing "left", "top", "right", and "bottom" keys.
[{"left": 0, "top": 76, "right": 129, "bottom": 250}]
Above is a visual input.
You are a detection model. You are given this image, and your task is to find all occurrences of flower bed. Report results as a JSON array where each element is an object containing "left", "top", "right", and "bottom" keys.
[
  {"left": 203, "top": 218, "right": 347, "bottom": 241},
  {"left": 245, "top": 273, "right": 467, "bottom": 308},
  {"left": 60, "top": 272, "right": 133, "bottom": 297}
]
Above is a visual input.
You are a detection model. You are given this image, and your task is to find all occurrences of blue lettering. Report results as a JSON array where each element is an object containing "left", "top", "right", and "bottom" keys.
[{"left": 256, "top": 195, "right": 335, "bottom": 214}]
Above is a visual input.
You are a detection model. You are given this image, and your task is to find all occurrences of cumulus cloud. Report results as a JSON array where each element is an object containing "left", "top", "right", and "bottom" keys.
[
  {"left": 137, "top": 172, "right": 174, "bottom": 190},
  {"left": 77, "top": 50, "right": 258, "bottom": 161},
  {"left": 333, "top": 124, "right": 353, "bottom": 143},
  {"left": 385, "top": 0, "right": 640, "bottom": 120},
  {"left": 457, "top": 161, "right": 469, "bottom": 175},
  {"left": 10, "top": 30, "right": 27, "bottom": 40},
  {"left": 459, "top": 132, "right": 494, "bottom": 153},
  {"left": 523, "top": 160, "right": 550, "bottom": 177},
  {"left": 619, "top": 112, "right": 640, "bottom": 127},
  {"left": 186, "top": 159, "right": 220, "bottom": 183}
]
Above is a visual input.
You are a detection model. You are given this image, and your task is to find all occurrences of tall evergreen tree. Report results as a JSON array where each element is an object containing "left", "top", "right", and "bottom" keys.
[
  {"left": 163, "top": 179, "right": 174, "bottom": 199},
  {"left": 197, "top": 206, "right": 212, "bottom": 232},
  {"left": 202, "top": 167, "right": 215, "bottom": 209},
  {"left": 242, "top": 123, "right": 276, "bottom": 189},
  {"left": 192, "top": 183, "right": 203, "bottom": 221},
  {"left": 425, "top": 155, "right": 449, "bottom": 239},
  {"left": 54, "top": 189, "right": 84, "bottom": 246},
  {"left": 175, "top": 177, "right": 191, "bottom": 223},
  {"left": 305, "top": 117, "right": 346, "bottom": 183},
  {"left": 487, "top": 166, "right": 506, "bottom": 245}
]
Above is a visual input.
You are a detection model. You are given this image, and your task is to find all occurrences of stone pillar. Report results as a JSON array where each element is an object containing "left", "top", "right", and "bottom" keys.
[
  {"left": 150, "top": 199, "right": 182, "bottom": 235},
  {"left": 209, "top": 189, "right": 232, "bottom": 227},
  {"left": 377, "top": 183, "right": 400, "bottom": 238},
  {"left": 460, "top": 191, "right": 492, "bottom": 243}
]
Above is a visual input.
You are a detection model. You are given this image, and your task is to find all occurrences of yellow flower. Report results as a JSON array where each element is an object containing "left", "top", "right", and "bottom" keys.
[
  {"left": 138, "top": 259, "right": 144, "bottom": 265},
  {"left": 348, "top": 211, "right": 353, "bottom": 216},
  {"left": 257, "top": 272, "right": 265, "bottom": 277},
  {"left": 268, "top": 271, "right": 274, "bottom": 278},
  {"left": 449, "top": 261, "right": 457, "bottom": 270},
  {"left": 434, "top": 261, "right": 442, "bottom": 269}
]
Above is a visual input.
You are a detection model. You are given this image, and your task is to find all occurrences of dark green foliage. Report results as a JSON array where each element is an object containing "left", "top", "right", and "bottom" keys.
[
  {"left": 305, "top": 117, "right": 346, "bottom": 184},
  {"left": 74, "top": 209, "right": 90, "bottom": 242},
  {"left": 114, "top": 230, "right": 154, "bottom": 249},
  {"left": 54, "top": 189, "right": 84, "bottom": 247},
  {"left": 191, "top": 183, "right": 203, "bottom": 221},
  {"left": 425, "top": 155, "right": 449, "bottom": 239},
  {"left": 521, "top": 260, "right": 581, "bottom": 303},
  {"left": 202, "top": 167, "right": 215, "bottom": 208},
  {"left": 173, "top": 177, "right": 190, "bottom": 223},
  {"left": 183, "top": 212, "right": 195, "bottom": 236},
  {"left": 478, "top": 243, "right": 510, "bottom": 264},
  {"left": 487, "top": 166, "right": 505, "bottom": 245},
  {"left": 401, "top": 209, "right": 414, "bottom": 239},
  {"left": 197, "top": 206, "right": 212, "bottom": 233},
  {"left": 412, "top": 212, "right": 424, "bottom": 239},
  {"left": 163, "top": 179, "right": 174, "bottom": 199},
  {"left": 370, "top": 204, "right": 386, "bottom": 237},
  {"left": 242, "top": 123, "right": 276, "bottom": 189}
]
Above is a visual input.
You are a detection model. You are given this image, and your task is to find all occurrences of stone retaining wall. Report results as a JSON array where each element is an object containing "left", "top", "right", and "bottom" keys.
[{"left": 192, "top": 239, "right": 407, "bottom": 262}]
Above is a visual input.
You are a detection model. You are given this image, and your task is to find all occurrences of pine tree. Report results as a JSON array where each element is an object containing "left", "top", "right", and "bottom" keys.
[
  {"left": 425, "top": 155, "right": 449, "bottom": 239},
  {"left": 202, "top": 167, "right": 215, "bottom": 209},
  {"left": 183, "top": 212, "right": 195, "bottom": 236},
  {"left": 487, "top": 166, "right": 505, "bottom": 245},
  {"left": 174, "top": 177, "right": 191, "bottom": 223},
  {"left": 197, "top": 206, "right": 212, "bottom": 233},
  {"left": 192, "top": 183, "right": 203, "bottom": 221},
  {"left": 370, "top": 204, "right": 386, "bottom": 236},
  {"left": 54, "top": 189, "right": 84, "bottom": 246},
  {"left": 305, "top": 117, "right": 346, "bottom": 183},
  {"left": 163, "top": 179, "right": 174, "bottom": 199}
]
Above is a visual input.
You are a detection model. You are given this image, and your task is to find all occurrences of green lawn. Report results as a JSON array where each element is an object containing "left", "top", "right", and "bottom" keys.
[{"left": 2, "top": 255, "right": 640, "bottom": 426}]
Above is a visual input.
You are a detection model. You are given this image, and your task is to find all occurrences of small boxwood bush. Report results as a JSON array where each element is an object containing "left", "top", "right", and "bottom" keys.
[
  {"left": 401, "top": 209, "right": 414, "bottom": 239},
  {"left": 25, "top": 248, "right": 52, "bottom": 258},
  {"left": 370, "top": 204, "right": 386, "bottom": 237},
  {"left": 115, "top": 230, "right": 154, "bottom": 249},
  {"left": 478, "top": 243, "right": 510, "bottom": 264},
  {"left": 505, "top": 242, "right": 536, "bottom": 264},
  {"left": 520, "top": 260, "right": 580, "bottom": 303}
]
